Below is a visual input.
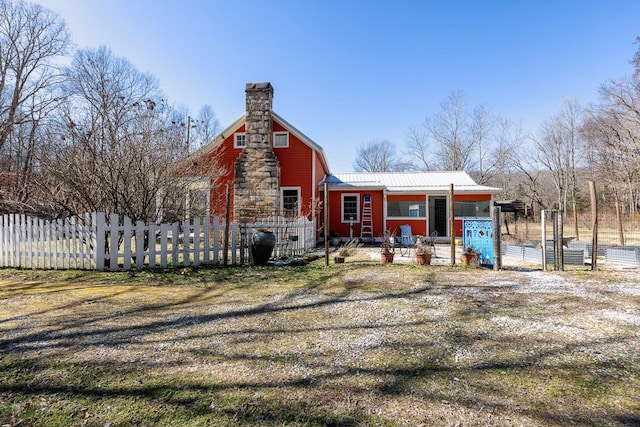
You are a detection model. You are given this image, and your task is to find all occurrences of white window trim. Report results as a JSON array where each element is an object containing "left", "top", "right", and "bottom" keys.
[
  {"left": 234, "top": 132, "right": 246, "bottom": 148},
  {"left": 341, "top": 193, "right": 360, "bottom": 223},
  {"left": 273, "top": 131, "right": 289, "bottom": 148},
  {"left": 281, "top": 186, "right": 301, "bottom": 217}
]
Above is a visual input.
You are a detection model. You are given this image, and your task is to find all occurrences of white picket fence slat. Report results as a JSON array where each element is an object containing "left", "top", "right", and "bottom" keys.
[{"left": 0, "top": 213, "right": 316, "bottom": 271}]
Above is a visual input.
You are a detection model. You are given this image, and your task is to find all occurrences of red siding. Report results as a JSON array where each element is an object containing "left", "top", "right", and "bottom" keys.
[
  {"left": 454, "top": 219, "right": 463, "bottom": 237},
  {"left": 386, "top": 219, "right": 427, "bottom": 237},
  {"left": 454, "top": 194, "right": 491, "bottom": 201},
  {"left": 274, "top": 120, "right": 315, "bottom": 216},
  {"left": 200, "top": 120, "right": 329, "bottom": 221},
  {"left": 206, "top": 124, "right": 245, "bottom": 218},
  {"left": 327, "top": 190, "right": 385, "bottom": 239},
  {"left": 325, "top": 191, "right": 494, "bottom": 240}
]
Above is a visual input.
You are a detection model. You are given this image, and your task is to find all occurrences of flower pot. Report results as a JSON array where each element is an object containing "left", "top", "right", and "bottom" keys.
[
  {"left": 460, "top": 251, "right": 479, "bottom": 266},
  {"left": 251, "top": 229, "right": 276, "bottom": 266},
  {"left": 416, "top": 253, "right": 432, "bottom": 265},
  {"left": 380, "top": 252, "right": 395, "bottom": 264}
]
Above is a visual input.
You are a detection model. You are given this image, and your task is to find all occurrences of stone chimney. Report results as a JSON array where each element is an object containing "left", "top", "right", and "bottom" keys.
[{"left": 234, "top": 82, "right": 281, "bottom": 222}]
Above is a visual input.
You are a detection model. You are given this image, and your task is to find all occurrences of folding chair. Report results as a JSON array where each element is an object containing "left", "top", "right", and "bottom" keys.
[{"left": 397, "top": 224, "right": 414, "bottom": 256}]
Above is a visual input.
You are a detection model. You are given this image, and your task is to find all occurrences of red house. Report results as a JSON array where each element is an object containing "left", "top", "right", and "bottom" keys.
[
  {"left": 324, "top": 172, "right": 501, "bottom": 243},
  {"left": 181, "top": 82, "right": 501, "bottom": 243},
  {"left": 181, "top": 82, "right": 330, "bottom": 224}
]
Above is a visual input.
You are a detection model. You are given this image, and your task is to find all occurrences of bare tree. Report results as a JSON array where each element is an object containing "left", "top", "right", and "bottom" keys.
[
  {"left": 426, "top": 90, "right": 473, "bottom": 170},
  {"left": 579, "top": 37, "right": 640, "bottom": 215},
  {"left": 1, "top": 91, "right": 64, "bottom": 214},
  {"left": 353, "top": 139, "right": 414, "bottom": 172},
  {"left": 509, "top": 134, "right": 548, "bottom": 212},
  {"left": 480, "top": 117, "right": 527, "bottom": 198},
  {"left": 469, "top": 103, "right": 492, "bottom": 180},
  {"left": 583, "top": 75, "right": 640, "bottom": 214},
  {"left": 40, "top": 46, "right": 207, "bottom": 223},
  {"left": 405, "top": 125, "right": 431, "bottom": 171},
  {"left": 0, "top": 0, "right": 70, "bottom": 212},
  {"left": 166, "top": 104, "right": 220, "bottom": 154},
  {"left": 407, "top": 90, "right": 474, "bottom": 171},
  {"left": 533, "top": 99, "right": 583, "bottom": 213},
  {"left": 193, "top": 104, "right": 220, "bottom": 149},
  {"left": 0, "top": 0, "right": 69, "bottom": 150}
]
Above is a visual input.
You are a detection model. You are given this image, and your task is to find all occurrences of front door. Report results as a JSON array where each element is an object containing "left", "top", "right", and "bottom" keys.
[{"left": 429, "top": 197, "right": 447, "bottom": 237}]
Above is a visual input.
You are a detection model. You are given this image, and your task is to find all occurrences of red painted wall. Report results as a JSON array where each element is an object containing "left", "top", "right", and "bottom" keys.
[
  {"left": 386, "top": 219, "right": 428, "bottom": 238},
  {"left": 325, "top": 192, "right": 494, "bottom": 239},
  {"left": 454, "top": 194, "right": 491, "bottom": 202},
  {"left": 273, "top": 121, "right": 315, "bottom": 217},
  {"left": 204, "top": 124, "right": 245, "bottom": 218},
  {"left": 326, "top": 190, "right": 385, "bottom": 239},
  {"left": 202, "top": 120, "right": 329, "bottom": 221}
]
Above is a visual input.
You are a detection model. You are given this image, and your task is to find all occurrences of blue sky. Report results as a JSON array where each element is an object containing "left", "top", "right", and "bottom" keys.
[{"left": 36, "top": 0, "right": 640, "bottom": 172}]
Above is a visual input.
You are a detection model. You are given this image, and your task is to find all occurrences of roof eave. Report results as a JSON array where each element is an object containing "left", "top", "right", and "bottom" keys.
[{"left": 174, "top": 113, "right": 246, "bottom": 170}]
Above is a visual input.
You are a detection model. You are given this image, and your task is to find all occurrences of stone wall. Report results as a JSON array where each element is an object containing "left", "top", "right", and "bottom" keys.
[{"left": 234, "top": 82, "right": 281, "bottom": 223}]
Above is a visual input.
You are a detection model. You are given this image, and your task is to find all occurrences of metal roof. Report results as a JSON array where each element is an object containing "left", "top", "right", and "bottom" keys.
[{"left": 327, "top": 171, "right": 502, "bottom": 194}]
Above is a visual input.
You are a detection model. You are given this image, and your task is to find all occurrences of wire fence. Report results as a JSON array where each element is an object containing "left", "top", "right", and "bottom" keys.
[{"left": 500, "top": 209, "right": 640, "bottom": 269}]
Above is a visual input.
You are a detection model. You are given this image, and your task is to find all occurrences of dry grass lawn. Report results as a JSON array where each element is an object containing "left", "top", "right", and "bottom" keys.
[{"left": 0, "top": 262, "right": 639, "bottom": 426}]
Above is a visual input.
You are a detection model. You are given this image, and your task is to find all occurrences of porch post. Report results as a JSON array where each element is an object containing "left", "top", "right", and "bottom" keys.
[
  {"left": 324, "top": 180, "right": 329, "bottom": 267},
  {"left": 383, "top": 188, "right": 388, "bottom": 240},
  {"left": 449, "top": 184, "right": 455, "bottom": 266},
  {"left": 541, "top": 210, "right": 548, "bottom": 271}
]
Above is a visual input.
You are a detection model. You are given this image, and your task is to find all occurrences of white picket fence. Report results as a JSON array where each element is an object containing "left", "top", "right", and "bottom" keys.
[{"left": 0, "top": 212, "right": 316, "bottom": 271}]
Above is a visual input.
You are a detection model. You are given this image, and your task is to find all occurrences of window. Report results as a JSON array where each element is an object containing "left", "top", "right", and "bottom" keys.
[
  {"left": 281, "top": 188, "right": 300, "bottom": 217},
  {"left": 187, "top": 189, "right": 209, "bottom": 217},
  {"left": 184, "top": 179, "right": 210, "bottom": 218},
  {"left": 387, "top": 200, "right": 427, "bottom": 218},
  {"left": 454, "top": 200, "right": 491, "bottom": 217},
  {"left": 234, "top": 133, "right": 246, "bottom": 148},
  {"left": 341, "top": 194, "right": 359, "bottom": 222},
  {"left": 273, "top": 132, "right": 289, "bottom": 148}
]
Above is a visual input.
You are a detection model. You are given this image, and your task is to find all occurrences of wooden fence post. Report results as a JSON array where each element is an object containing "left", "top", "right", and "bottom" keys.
[
  {"left": 493, "top": 206, "right": 501, "bottom": 270},
  {"left": 223, "top": 183, "right": 231, "bottom": 266},
  {"left": 615, "top": 199, "right": 625, "bottom": 247},
  {"left": 589, "top": 181, "right": 598, "bottom": 271},
  {"left": 557, "top": 210, "right": 564, "bottom": 271},
  {"left": 324, "top": 181, "right": 329, "bottom": 267},
  {"left": 541, "top": 210, "right": 547, "bottom": 271},
  {"left": 449, "top": 184, "right": 455, "bottom": 266}
]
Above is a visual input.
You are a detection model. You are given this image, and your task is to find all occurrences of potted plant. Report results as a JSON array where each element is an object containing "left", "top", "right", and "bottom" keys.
[
  {"left": 460, "top": 245, "right": 479, "bottom": 266},
  {"left": 334, "top": 239, "right": 360, "bottom": 263},
  {"left": 414, "top": 237, "right": 433, "bottom": 265},
  {"left": 329, "top": 230, "right": 340, "bottom": 246},
  {"left": 380, "top": 230, "right": 395, "bottom": 264}
]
